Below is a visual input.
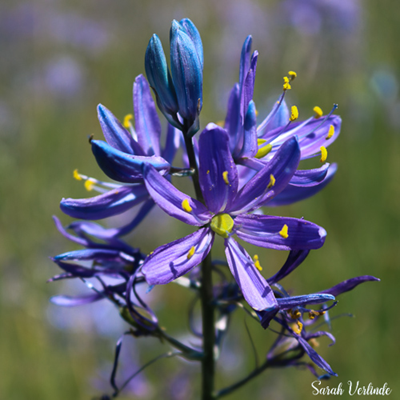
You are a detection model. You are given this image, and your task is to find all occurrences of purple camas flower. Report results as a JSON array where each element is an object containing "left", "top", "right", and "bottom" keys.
[
  {"left": 49, "top": 16, "right": 380, "bottom": 396},
  {"left": 141, "top": 124, "right": 327, "bottom": 312}
]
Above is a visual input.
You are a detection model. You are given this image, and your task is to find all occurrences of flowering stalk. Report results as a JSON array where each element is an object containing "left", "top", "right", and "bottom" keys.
[{"left": 183, "top": 127, "right": 216, "bottom": 400}]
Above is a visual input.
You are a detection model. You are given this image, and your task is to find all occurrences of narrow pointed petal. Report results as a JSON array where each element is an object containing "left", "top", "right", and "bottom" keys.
[
  {"left": 239, "top": 100, "right": 258, "bottom": 158},
  {"left": 297, "top": 336, "right": 337, "bottom": 376},
  {"left": 277, "top": 293, "right": 335, "bottom": 309},
  {"left": 142, "top": 228, "right": 214, "bottom": 285},
  {"left": 267, "top": 250, "right": 310, "bottom": 284},
  {"left": 179, "top": 18, "right": 204, "bottom": 69},
  {"left": 145, "top": 34, "right": 178, "bottom": 114},
  {"left": 239, "top": 35, "right": 252, "bottom": 90},
  {"left": 224, "top": 83, "right": 241, "bottom": 154},
  {"left": 198, "top": 124, "right": 238, "bottom": 213},
  {"left": 91, "top": 140, "right": 170, "bottom": 183},
  {"left": 230, "top": 137, "right": 300, "bottom": 213},
  {"left": 162, "top": 124, "right": 181, "bottom": 163},
  {"left": 290, "top": 164, "right": 330, "bottom": 187},
  {"left": 240, "top": 51, "right": 258, "bottom": 121},
  {"left": 97, "top": 104, "right": 139, "bottom": 154},
  {"left": 170, "top": 21, "right": 203, "bottom": 122},
  {"left": 133, "top": 75, "right": 162, "bottom": 156},
  {"left": 319, "top": 276, "right": 380, "bottom": 297},
  {"left": 60, "top": 185, "right": 149, "bottom": 219},
  {"left": 268, "top": 163, "right": 337, "bottom": 207},
  {"left": 235, "top": 215, "right": 327, "bottom": 251},
  {"left": 143, "top": 164, "right": 212, "bottom": 226},
  {"left": 53, "top": 215, "right": 90, "bottom": 247},
  {"left": 225, "top": 238, "right": 278, "bottom": 312},
  {"left": 50, "top": 293, "right": 104, "bottom": 307},
  {"left": 54, "top": 249, "right": 134, "bottom": 263}
]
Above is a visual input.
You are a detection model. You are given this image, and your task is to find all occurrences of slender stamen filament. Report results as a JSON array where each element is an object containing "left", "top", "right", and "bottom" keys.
[{"left": 73, "top": 169, "right": 120, "bottom": 193}]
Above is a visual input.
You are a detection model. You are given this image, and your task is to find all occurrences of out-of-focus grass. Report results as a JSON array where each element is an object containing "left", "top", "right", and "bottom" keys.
[{"left": 0, "top": 0, "right": 399, "bottom": 399}]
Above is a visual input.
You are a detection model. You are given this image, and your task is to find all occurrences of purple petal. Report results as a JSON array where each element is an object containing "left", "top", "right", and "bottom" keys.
[
  {"left": 297, "top": 336, "right": 337, "bottom": 376},
  {"left": 240, "top": 51, "right": 257, "bottom": 123},
  {"left": 238, "top": 100, "right": 258, "bottom": 159},
  {"left": 235, "top": 214, "right": 327, "bottom": 251},
  {"left": 54, "top": 249, "right": 134, "bottom": 263},
  {"left": 50, "top": 292, "right": 104, "bottom": 307},
  {"left": 319, "top": 276, "right": 380, "bottom": 297},
  {"left": 97, "top": 104, "right": 140, "bottom": 154},
  {"left": 198, "top": 124, "right": 238, "bottom": 213},
  {"left": 267, "top": 250, "right": 310, "bottom": 284},
  {"left": 91, "top": 140, "right": 170, "bottom": 183},
  {"left": 239, "top": 36, "right": 252, "bottom": 91},
  {"left": 224, "top": 83, "right": 241, "bottom": 154},
  {"left": 229, "top": 136, "right": 300, "bottom": 213},
  {"left": 133, "top": 75, "right": 162, "bottom": 156},
  {"left": 53, "top": 215, "right": 90, "bottom": 247},
  {"left": 225, "top": 238, "right": 278, "bottom": 312},
  {"left": 143, "top": 164, "right": 212, "bottom": 226},
  {"left": 277, "top": 293, "right": 335, "bottom": 309},
  {"left": 60, "top": 185, "right": 149, "bottom": 220},
  {"left": 290, "top": 164, "right": 330, "bottom": 187},
  {"left": 268, "top": 163, "right": 337, "bottom": 207},
  {"left": 142, "top": 228, "right": 214, "bottom": 285}
]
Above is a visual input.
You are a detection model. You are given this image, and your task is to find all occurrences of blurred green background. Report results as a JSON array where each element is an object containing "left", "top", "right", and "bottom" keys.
[{"left": 1, "top": 0, "right": 399, "bottom": 399}]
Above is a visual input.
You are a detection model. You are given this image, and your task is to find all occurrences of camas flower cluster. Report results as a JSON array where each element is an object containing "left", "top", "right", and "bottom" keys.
[{"left": 50, "top": 18, "right": 378, "bottom": 397}]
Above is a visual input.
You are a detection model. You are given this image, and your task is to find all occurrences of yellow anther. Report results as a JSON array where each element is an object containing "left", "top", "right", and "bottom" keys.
[
  {"left": 206, "top": 170, "right": 210, "bottom": 174},
  {"left": 187, "top": 246, "right": 195, "bottom": 260},
  {"left": 313, "top": 106, "right": 323, "bottom": 119},
  {"left": 255, "top": 139, "right": 272, "bottom": 159},
  {"left": 182, "top": 199, "right": 193, "bottom": 212},
  {"left": 283, "top": 77, "right": 291, "bottom": 91},
  {"left": 210, "top": 214, "right": 234, "bottom": 238},
  {"left": 288, "top": 71, "right": 297, "bottom": 80},
  {"left": 216, "top": 120, "right": 225, "bottom": 127},
  {"left": 254, "top": 260, "right": 262, "bottom": 271},
  {"left": 123, "top": 114, "right": 133, "bottom": 129},
  {"left": 253, "top": 254, "right": 262, "bottom": 271},
  {"left": 289, "top": 106, "right": 299, "bottom": 121},
  {"left": 320, "top": 146, "right": 328, "bottom": 163},
  {"left": 267, "top": 174, "right": 276, "bottom": 189},
  {"left": 222, "top": 171, "right": 229, "bottom": 185},
  {"left": 73, "top": 169, "right": 82, "bottom": 181},
  {"left": 309, "top": 309, "right": 326, "bottom": 320},
  {"left": 326, "top": 124, "right": 334, "bottom": 140},
  {"left": 309, "top": 338, "right": 320, "bottom": 348},
  {"left": 255, "top": 109, "right": 259, "bottom": 117},
  {"left": 289, "top": 309, "right": 301, "bottom": 319},
  {"left": 292, "top": 321, "right": 303, "bottom": 335},
  {"left": 279, "top": 224, "right": 289, "bottom": 239},
  {"left": 84, "top": 179, "right": 95, "bottom": 191}
]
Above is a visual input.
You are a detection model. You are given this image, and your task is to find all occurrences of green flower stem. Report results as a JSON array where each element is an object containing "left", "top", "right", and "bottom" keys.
[{"left": 184, "top": 130, "right": 216, "bottom": 400}]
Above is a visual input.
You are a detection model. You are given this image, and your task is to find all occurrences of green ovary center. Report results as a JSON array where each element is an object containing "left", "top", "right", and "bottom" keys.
[{"left": 210, "top": 214, "right": 234, "bottom": 238}]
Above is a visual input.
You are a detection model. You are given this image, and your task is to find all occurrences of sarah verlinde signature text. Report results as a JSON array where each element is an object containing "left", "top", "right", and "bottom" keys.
[{"left": 312, "top": 381, "right": 392, "bottom": 396}]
